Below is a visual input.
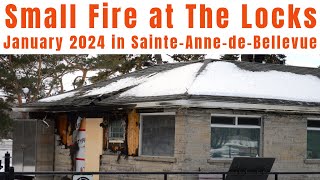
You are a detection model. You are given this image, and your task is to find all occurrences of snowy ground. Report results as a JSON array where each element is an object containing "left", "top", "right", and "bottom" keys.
[{"left": 0, "top": 139, "right": 12, "bottom": 172}]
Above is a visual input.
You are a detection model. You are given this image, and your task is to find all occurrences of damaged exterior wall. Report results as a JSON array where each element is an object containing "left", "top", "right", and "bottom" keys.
[
  {"left": 127, "top": 110, "right": 139, "bottom": 156},
  {"left": 22, "top": 107, "right": 318, "bottom": 180}
]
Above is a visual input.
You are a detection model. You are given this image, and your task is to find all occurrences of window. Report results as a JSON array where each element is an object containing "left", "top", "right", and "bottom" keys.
[
  {"left": 307, "top": 120, "right": 320, "bottom": 159},
  {"left": 211, "top": 115, "right": 261, "bottom": 159},
  {"left": 108, "top": 120, "right": 124, "bottom": 142},
  {"left": 140, "top": 114, "right": 175, "bottom": 157}
]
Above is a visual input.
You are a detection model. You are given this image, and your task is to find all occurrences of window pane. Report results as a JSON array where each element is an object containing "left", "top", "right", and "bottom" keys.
[
  {"left": 109, "top": 120, "right": 124, "bottom": 139},
  {"left": 141, "top": 115, "right": 175, "bottom": 156},
  {"left": 211, "top": 127, "right": 260, "bottom": 158},
  {"left": 308, "top": 121, "right": 320, "bottom": 128},
  {"left": 307, "top": 130, "right": 320, "bottom": 159},
  {"left": 238, "top": 117, "right": 261, "bottom": 126},
  {"left": 211, "top": 116, "right": 235, "bottom": 125}
]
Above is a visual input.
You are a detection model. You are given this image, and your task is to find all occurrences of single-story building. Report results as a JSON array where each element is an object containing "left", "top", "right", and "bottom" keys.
[{"left": 13, "top": 60, "right": 320, "bottom": 180}]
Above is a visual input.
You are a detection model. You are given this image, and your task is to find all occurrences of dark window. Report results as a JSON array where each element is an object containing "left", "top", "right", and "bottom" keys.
[
  {"left": 141, "top": 115, "right": 175, "bottom": 157},
  {"left": 307, "top": 120, "right": 320, "bottom": 128},
  {"left": 211, "top": 127, "right": 260, "bottom": 158},
  {"left": 238, "top": 117, "right": 261, "bottom": 126},
  {"left": 211, "top": 116, "right": 235, "bottom": 125},
  {"left": 210, "top": 115, "right": 261, "bottom": 159},
  {"left": 307, "top": 120, "right": 320, "bottom": 159}
]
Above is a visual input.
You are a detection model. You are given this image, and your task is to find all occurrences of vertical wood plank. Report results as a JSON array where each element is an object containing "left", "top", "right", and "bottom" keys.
[{"left": 127, "top": 109, "right": 139, "bottom": 156}]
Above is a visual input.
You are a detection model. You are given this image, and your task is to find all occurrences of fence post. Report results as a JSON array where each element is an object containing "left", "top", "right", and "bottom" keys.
[
  {"left": 8, "top": 167, "right": 14, "bottom": 180},
  {"left": 164, "top": 173, "right": 167, "bottom": 180},
  {"left": 222, "top": 174, "right": 226, "bottom": 180},
  {"left": 4, "top": 152, "right": 10, "bottom": 173},
  {"left": 4, "top": 152, "right": 10, "bottom": 180},
  {"left": 275, "top": 174, "right": 278, "bottom": 180}
]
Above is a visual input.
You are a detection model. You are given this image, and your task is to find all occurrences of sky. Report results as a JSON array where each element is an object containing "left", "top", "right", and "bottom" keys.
[
  {"left": 285, "top": 54, "right": 320, "bottom": 68},
  {"left": 203, "top": 54, "right": 320, "bottom": 68}
]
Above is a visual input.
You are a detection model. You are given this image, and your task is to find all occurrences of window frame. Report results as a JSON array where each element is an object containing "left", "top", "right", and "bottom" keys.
[
  {"left": 210, "top": 114, "right": 262, "bottom": 159},
  {"left": 306, "top": 118, "right": 320, "bottom": 160},
  {"left": 108, "top": 119, "right": 125, "bottom": 143},
  {"left": 139, "top": 112, "right": 176, "bottom": 157}
]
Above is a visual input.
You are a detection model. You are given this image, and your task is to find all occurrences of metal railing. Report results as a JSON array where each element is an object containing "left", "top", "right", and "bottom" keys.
[
  {"left": 2, "top": 152, "right": 320, "bottom": 180},
  {"left": 2, "top": 171, "right": 320, "bottom": 180}
]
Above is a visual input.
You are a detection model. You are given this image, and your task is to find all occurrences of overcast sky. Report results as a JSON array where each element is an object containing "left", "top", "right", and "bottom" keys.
[
  {"left": 203, "top": 54, "right": 320, "bottom": 68},
  {"left": 285, "top": 54, "right": 320, "bottom": 68}
]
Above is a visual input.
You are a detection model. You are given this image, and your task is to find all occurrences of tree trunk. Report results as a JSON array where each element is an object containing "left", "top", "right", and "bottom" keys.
[
  {"left": 80, "top": 69, "right": 88, "bottom": 87},
  {"left": 17, "top": 93, "right": 22, "bottom": 106},
  {"left": 59, "top": 77, "right": 64, "bottom": 93},
  {"left": 154, "top": 54, "right": 162, "bottom": 64},
  {"left": 33, "top": 55, "right": 42, "bottom": 101}
]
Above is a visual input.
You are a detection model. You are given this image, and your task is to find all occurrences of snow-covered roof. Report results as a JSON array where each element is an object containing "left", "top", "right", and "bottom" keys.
[{"left": 23, "top": 60, "right": 320, "bottom": 110}]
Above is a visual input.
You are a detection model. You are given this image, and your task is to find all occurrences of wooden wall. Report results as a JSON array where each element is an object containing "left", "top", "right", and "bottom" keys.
[{"left": 127, "top": 110, "right": 139, "bottom": 156}]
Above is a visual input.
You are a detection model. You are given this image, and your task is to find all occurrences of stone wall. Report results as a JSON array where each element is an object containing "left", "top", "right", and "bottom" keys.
[
  {"left": 98, "top": 108, "right": 320, "bottom": 180},
  {"left": 54, "top": 135, "right": 72, "bottom": 180}
]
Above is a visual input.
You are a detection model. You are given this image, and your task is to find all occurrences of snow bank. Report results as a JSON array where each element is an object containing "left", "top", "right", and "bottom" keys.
[
  {"left": 189, "top": 62, "right": 320, "bottom": 102},
  {"left": 121, "top": 63, "right": 203, "bottom": 97},
  {"left": 39, "top": 91, "right": 79, "bottom": 102},
  {"left": 83, "top": 74, "right": 155, "bottom": 96}
]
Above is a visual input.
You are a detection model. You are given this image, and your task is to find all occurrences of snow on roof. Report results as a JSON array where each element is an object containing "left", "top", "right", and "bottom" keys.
[
  {"left": 121, "top": 63, "right": 203, "bottom": 97},
  {"left": 38, "top": 91, "right": 79, "bottom": 102},
  {"left": 83, "top": 74, "right": 155, "bottom": 97},
  {"left": 35, "top": 60, "right": 320, "bottom": 105},
  {"left": 188, "top": 62, "right": 320, "bottom": 102}
]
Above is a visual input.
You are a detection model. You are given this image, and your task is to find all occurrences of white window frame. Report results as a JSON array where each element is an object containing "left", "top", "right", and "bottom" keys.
[
  {"left": 306, "top": 118, "right": 320, "bottom": 159},
  {"left": 210, "top": 114, "right": 262, "bottom": 158},
  {"left": 139, "top": 112, "right": 176, "bottom": 157},
  {"left": 108, "top": 119, "right": 125, "bottom": 143}
]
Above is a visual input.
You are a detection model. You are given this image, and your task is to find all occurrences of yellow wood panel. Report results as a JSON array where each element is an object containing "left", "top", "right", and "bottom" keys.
[
  {"left": 127, "top": 109, "right": 139, "bottom": 156},
  {"left": 85, "top": 118, "right": 103, "bottom": 180},
  {"left": 57, "top": 113, "right": 73, "bottom": 146}
]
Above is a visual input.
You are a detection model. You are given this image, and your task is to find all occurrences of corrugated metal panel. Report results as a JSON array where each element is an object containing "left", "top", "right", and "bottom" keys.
[{"left": 12, "top": 119, "right": 36, "bottom": 172}]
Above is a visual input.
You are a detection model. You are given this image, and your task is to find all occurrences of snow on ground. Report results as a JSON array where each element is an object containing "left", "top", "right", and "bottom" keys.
[
  {"left": 189, "top": 62, "right": 320, "bottom": 102},
  {"left": 39, "top": 91, "right": 79, "bottom": 102},
  {"left": 0, "top": 139, "right": 12, "bottom": 172},
  {"left": 83, "top": 74, "right": 155, "bottom": 97},
  {"left": 121, "top": 63, "right": 203, "bottom": 97}
]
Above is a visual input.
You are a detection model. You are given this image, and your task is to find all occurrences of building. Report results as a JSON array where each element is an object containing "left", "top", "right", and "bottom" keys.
[{"left": 13, "top": 60, "right": 320, "bottom": 180}]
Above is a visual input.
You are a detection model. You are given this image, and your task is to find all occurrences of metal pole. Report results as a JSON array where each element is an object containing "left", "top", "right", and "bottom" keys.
[
  {"left": 4, "top": 152, "right": 10, "bottom": 173},
  {"left": 222, "top": 174, "right": 226, "bottom": 180},
  {"left": 275, "top": 173, "right": 278, "bottom": 180},
  {"left": 8, "top": 167, "right": 14, "bottom": 180},
  {"left": 164, "top": 173, "right": 167, "bottom": 180},
  {"left": 4, "top": 152, "right": 10, "bottom": 180}
]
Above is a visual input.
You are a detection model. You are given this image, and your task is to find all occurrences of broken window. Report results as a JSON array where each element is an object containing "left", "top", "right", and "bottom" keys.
[
  {"left": 103, "top": 115, "right": 126, "bottom": 153},
  {"left": 211, "top": 115, "right": 261, "bottom": 159},
  {"left": 140, "top": 114, "right": 175, "bottom": 157},
  {"left": 307, "top": 120, "right": 320, "bottom": 159}
]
